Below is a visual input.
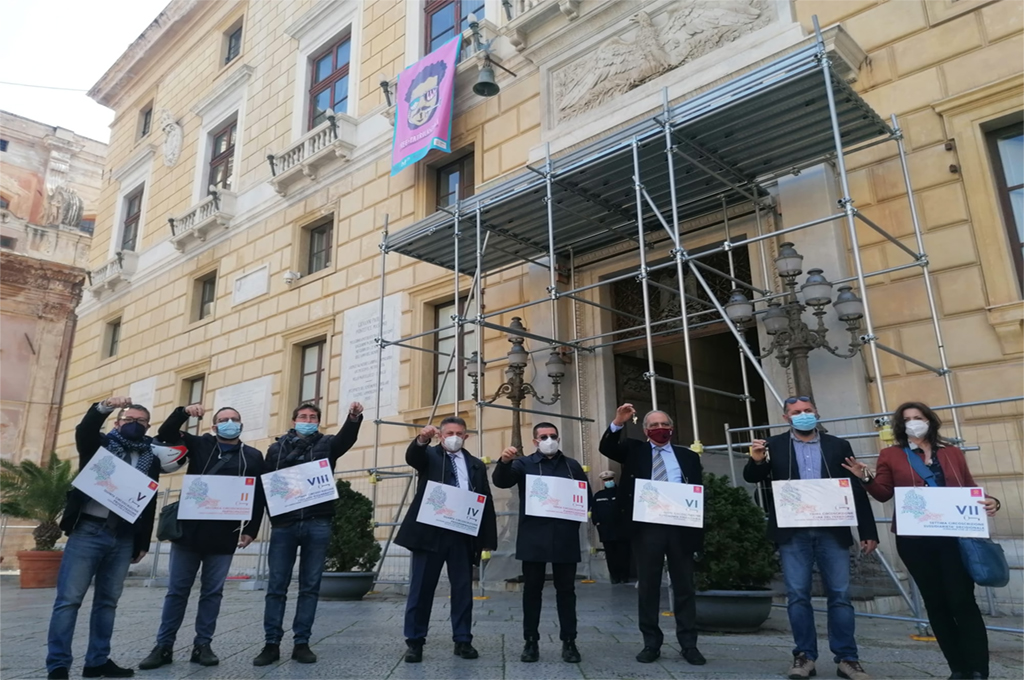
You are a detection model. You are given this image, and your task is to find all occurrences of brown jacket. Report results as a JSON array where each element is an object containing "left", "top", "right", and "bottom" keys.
[{"left": 864, "top": 444, "right": 977, "bottom": 533}]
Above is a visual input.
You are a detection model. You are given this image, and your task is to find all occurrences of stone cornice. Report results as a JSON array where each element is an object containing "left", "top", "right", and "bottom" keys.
[
  {"left": 111, "top": 145, "right": 156, "bottom": 184},
  {"left": 191, "top": 64, "right": 255, "bottom": 119},
  {"left": 931, "top": 76, "right": 1023, "bottom": 117},
  {"left": 285, "top": 0, "right": 360, "bottom": 41}
]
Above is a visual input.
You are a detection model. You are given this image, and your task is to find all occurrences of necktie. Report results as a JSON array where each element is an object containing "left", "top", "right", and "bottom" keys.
[
  {"left": 446, "top": 453, "right": 461, "bottom": 489},
  {"left": 651, "top": 447, "right": 668, "bottom": 482}
]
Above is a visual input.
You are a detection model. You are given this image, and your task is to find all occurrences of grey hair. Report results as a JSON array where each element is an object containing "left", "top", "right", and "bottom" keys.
[{"left": 643, "top": 410, "right": 673, "bottom": 429}]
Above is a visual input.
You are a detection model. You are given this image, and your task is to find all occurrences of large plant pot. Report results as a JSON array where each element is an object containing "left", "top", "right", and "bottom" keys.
[
  {"left": 696, "top": 589, "right": 773, "bottom": 633},
  {"left": 319, "top": 572, "right": 374, "bottom": 600},
  {"left": 17, "top": 550, "right": 64, "bottom": 589}
]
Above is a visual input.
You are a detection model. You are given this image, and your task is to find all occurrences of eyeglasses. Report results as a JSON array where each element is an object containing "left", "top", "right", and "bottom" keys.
[
  {"left": 784, "top": 396, "right": 812, "bottom": 405},
  {"left": 536, "top": 434, "right": 559, "bottom": 441},
  {"left": 118, "top": 416, "right": 150, "bottom": 427}
]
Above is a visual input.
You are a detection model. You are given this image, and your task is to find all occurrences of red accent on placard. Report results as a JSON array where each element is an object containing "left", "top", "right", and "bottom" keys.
[
  {"left": 578, "top": 481, "right": 587, "bottom": 489},
  {"left": 477, "top": 495, "right": 486, "bottom": 503},
  {"left": 148, "top": 481, "right": 158, "bottom": 490},
  {"left": 245, "top": 478, "right": 255, "bottom": 485},
  {"left": 971, "top": 488, "right": 983, "bottom": 497},
  {"left": 839, "top": 479, "right": 850, "bottom": 487},
  {"left": 319, "top": 460, "right": 329, "bottom": 467},
  {"left": 694, "top": 486, "right": 702, "bottom": 493}
]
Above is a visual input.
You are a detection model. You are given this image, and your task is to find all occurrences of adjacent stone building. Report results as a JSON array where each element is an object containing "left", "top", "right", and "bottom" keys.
[{"left": 58, "top": 0, "right": 1022, "bottom": 594}]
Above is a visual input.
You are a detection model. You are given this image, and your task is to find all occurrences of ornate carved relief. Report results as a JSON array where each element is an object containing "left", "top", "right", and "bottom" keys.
[
  {"left": 553, "top": 0, "right": 771, "bottom": 123},
  {"left": 160, "top": 109, "right": 183, "bottom": 167},
  {"left": 42, "top": 138, "right": 85, "bottom": 228}
]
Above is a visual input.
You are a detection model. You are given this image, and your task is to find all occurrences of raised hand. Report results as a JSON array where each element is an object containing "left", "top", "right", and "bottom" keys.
[
  {"left": 500, "top": 446, "right": 518, "bottom": 463},
  {"left": 613, "top": 403, "right": 636, "bottom": 427},
  {"left": 749, "top": 439, "right": 768, "bottom": 462},
  {"left": 104, "top": 396, "right": 133, "bottom": 409},
  {"left": 841, "top": 456, "right": 869, "bottom": 480},
  {"left": 184, "top": 403, "right": 206, "bottom": 418},
  {"left": 417, "top": 425, "right": 439, "bottom": 445},
  {"left": 348, "top": 402, "right": 364, "bottom": 420}
]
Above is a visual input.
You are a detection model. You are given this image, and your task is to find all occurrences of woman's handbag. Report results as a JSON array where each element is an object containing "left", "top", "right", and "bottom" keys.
[{"left": 902, "top": 448, "right": 1009, "bottom": 587}]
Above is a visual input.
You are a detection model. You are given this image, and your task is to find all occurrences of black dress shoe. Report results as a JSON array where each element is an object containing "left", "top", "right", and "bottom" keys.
[
  {"left": 47, "top": 669, "right": 69, "bottom": 680},
  {"left": 969, "top": 673, "right": 988, "bottom": 679},
  {"left": 453, "top": 642, "right": 479, "bottom": 659},
  {"left": 190, "top": 644, "right": 219, "bottom": 667},
  {"left": 949, "top": 673, "right": 965, "bottom": 679},
  {"left": 252, "top": 644, "right": 280, "bottom": 667},
  {"left": 682, "top": 647, "right": 706, "bottom": 665},
  {"left": 291, "top": 644, "right": 317, "bottom": 664},
  {"left": 636, "top": 646, "right": 660, "bottom": 663},
  {"left": 521, "top": 640, "right": 539, "bottom": 662},
  {"left": 404, "top": 643, "right": 423, "bottom": 663},
  {"left": 139, "top": 646, "right": 172, "bottom": 670},
  {"left": 82, "top": 660, "right": 134, "bottom": 678},
  {"left": 562, "top": 640, "right": 581, "bottom": 663}
]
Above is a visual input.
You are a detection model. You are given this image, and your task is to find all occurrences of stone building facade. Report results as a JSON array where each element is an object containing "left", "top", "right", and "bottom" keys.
[{"left": 58, "top": 0, "right": 1022, "bottom": 589}]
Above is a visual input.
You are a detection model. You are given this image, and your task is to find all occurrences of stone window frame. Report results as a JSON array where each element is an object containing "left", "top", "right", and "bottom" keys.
[
  {"left": 984, "top": 120, "right": 1024, "bottom": 292},
  {"left": 186, "top": 264, "right": 219, "bottom": 326},
  {"left": 101, "top": 315, "right": 122, "bottom": 361},
  {"left": 933, "top": 75, "right": 1024, "bottom": 355},
  {"left": 138, "top": 103, "right": 153, "bottom": 140},
  {"left": 308, "top": 32, "right": 353, "bottom": 129},
  {"left": 433, "top": 295, "right": 478, "bottom": 405},
  {"left": 223, "top": 17, "right": 244, "bottom": 66},
  {"left": 404, "top": 0, "right": 500, "bottom": 65},
  {"left": 108, "top": 146, "right": 154, "bottom": 259},
  {"left": 281, "top": 318, "right": 336, "bottom": 432},
  {"left": 190, "top": 65, "right": 252, "bottom": 205},
  {"left": 290, "top": 210, "right": 337, "bottom": 284}
]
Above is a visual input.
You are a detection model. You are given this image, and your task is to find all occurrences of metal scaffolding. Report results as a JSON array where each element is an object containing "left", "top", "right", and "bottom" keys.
[{"left": 364, "top": 22, "right": 967, "bottom": 586}]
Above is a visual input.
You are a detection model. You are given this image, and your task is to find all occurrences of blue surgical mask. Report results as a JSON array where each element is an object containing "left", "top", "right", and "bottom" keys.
[
  {"left": 216, "top": 421, "right": 242, "bottom": 439},
  {"left": 604, "top": 481, "right": 615, "bottom": 489},
  {"left": 118, "top": 421, "right": 147, "bottom": 441},
  {"left": 295, "top": 422, "right": 319, "bottom": 436},
  {"left": 790, "top": 413, "right": 818, "bottom": 432}
]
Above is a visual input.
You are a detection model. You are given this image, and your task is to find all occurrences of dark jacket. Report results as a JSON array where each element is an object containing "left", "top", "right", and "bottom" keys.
[
  {"left": 395, "top": 439, "right": 498, "bottom": 562},
  {"left": 598, "top": 426, "right": 704, "bottom": 550},
  {"left": 742, "top": 430, "right": 878, "bottom": 547},
  {"left": 158, "top": 407, "right": 266, "bottom": 554},
  {"left": 592, "top": 485, "right": 630, "bottom": 543},
  {"left": 492, "top": 451, "right": 591, "bottom": 564},
  {"left": 60, "top": 403, "right": 161, "bottom": 559},
  {"left": 263, "top": 415, "right": 363, "bottom": 527}
]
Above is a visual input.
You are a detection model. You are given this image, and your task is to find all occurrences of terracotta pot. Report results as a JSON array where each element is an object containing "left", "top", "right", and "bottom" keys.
[{"left": 17, "top": 550, "right": 64, "bottom": 589}]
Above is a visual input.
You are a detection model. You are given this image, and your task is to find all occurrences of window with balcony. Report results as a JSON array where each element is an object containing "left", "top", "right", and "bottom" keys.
[
  {"left": 436, "top": 153, "right": 475, "bottom": 209},
  {"left": 424, "top": 0, "right": 484, "bottom": 53},
  {"left": 184, "top": 375, "right": 205, "bottom": 435},
  {"left": 987, "top": 121, "right": 1024, "bottom": 291},
  {"left": 309, "top": 34, "right": 351, "bottom": 129},
  {"left": 298, "top": 340, "right": 326, "bottom": 406},
  {"left": 121, "top": 187, "right": 144, "bottom": 252},
  {"left": 103, "top": 318, "right": 122, "bottom": 359},
  {"left": 224, "top": 20, "right": 243, "bottom": 64},
  {"left": 209, "top": 119, "right": 237, "bottom": 190},
  {"left": 434, "top": 297, "right": 477, "bottom": 404}
]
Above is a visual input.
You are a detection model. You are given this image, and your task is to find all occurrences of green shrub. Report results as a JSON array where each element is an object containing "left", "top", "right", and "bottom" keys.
[{"left": 324, "top": 479, "right": 382, "bottom": 572}]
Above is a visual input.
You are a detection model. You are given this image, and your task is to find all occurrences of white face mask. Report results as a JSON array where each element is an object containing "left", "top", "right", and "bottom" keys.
[
  {"left": 442, "top": 435, "right": 464, "bottom": 452},
  {"left": 904, "top": 419, "right": 929, "bottom": 440},
  {"left": 537, "top": 438, "right": 559, "bottom": 456}
]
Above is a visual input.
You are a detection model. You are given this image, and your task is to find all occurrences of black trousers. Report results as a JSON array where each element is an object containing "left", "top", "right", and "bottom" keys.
[
  {"left": 632, "top": 524, "right": 697, "bottom": 649},
  {"left": 603, "top": 540, "right": 632, "bottom": 582},
  {"left": 404, "top": 531, "right": 475, "bottom": 645},
  {"left": 522, "top": 561, "right": 577, "bottom": 641},
  {"left": 897, "top": 536, "right": 989, "bottom": 676}
]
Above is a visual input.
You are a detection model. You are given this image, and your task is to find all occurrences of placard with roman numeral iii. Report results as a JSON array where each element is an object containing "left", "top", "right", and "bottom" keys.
[{"left": 525, "top": 475, "right": 589, "bottom": 523}]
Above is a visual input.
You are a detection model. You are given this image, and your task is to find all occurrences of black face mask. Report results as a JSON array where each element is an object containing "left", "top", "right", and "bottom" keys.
[{"left": 119, "top": 421, "right": 147, "bottom": 441}]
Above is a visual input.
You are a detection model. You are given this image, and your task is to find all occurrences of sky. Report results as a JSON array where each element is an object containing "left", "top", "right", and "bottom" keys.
[{"left": 0, "top": 0, "right": 172, "bottom": 143}]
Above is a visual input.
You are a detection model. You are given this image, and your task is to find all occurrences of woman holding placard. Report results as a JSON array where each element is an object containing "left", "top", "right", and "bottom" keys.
[{"left": 844, "top": 402, "right": 1000, "bottom": 680}]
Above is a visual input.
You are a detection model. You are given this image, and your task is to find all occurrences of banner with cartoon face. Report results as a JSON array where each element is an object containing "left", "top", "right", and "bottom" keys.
[{"left": 391, "top": 36, "right": 462, "bottom": 176}]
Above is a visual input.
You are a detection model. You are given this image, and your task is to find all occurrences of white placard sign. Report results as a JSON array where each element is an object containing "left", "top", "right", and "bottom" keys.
[
  {"left": 71, "top": 449, "right": 159, "bottom": 523},
  {"left": 261, "top": 459, "right": 338, "bottom": 517},
  {"left": 232, "top": 265, "right": 269, "bottom": 306},
  {"left": 415, "top": 480, "right": 487, "bottom": 536},
  {"left": 177, "top": 475, "right": 256, "bottom": 521},
  {"left": 773, "top": 478, "right": 858, "bottom": 528},
  {"left": 894, "top": 487, "right": 989, "bottom": 538},
  {"left": 214, "top": 376, "right": 272, "bottom": 442},
  {"left": 632, "top": 479, "right": 704, "bottom": 528},
  {"left": 525, "top": 475, "right": 588, "bottom": 523},
  {"left": 129, "top": 377, "right": 156, "bottom": 412},
  {"left": 340, "top": 295, "right": 401, "bottom": 421}
]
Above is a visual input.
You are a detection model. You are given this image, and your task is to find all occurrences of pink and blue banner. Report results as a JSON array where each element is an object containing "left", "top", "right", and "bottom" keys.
[{"left": 390, "top": 36, "right": 462, "bottom": 176}]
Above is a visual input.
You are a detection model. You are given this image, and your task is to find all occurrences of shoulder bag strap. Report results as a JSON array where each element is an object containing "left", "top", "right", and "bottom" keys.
[{"left": 903, "top": 447, "right": 938, "bottom": 487}]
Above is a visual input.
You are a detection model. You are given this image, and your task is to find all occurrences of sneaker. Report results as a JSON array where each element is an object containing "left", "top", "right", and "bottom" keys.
[
  {"left": 788, "top": 653, "right": 816, "bottom": 679},
  {"left": 252, "top": 643, "right": 280, "bottom": 667},
  {"left": 404, "top": 643, "right": 423, "bottom": 663},
  {"left": 520, "top": 640, "right": 539, "bottom": 663},
  {"left": 190, "top": 644, "right": 218, "bottom": 667},
  {"left": 837, "top": 660, "right": 871, "bottom": 680},
  {"left": 47, "top": 669, "right": 69, "bottom": 680},
  {"left": 138, "top": 646, "right": 172, "bottom": 670},
  {"left": 291, "top": 644, "right": 317, "bottom": 664},
  {"left": 561, "top": 640, "right": 581, "bottom": 663},
  {"left": 82, "top": 660, "right": 134, "bottom": 678},
  {"left": 453, "top": 641, "right": 479, "bottom": 659}
]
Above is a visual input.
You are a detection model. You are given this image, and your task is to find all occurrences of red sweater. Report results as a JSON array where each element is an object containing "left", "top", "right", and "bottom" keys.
[{"left": 864, "top": 445, "right": 978, "bottom": 534}]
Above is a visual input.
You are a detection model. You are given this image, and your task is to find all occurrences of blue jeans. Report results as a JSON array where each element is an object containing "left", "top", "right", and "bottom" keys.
[
  {"left": 47, "top": 518, "right": 134, "bottom": 672},
  {"left": 155, "top": 545, "right": 234, "bottom": 647},
  {"left": 778, "top": 528, "right": 858, "bottom": 663},
  {"left": 263, "top": 518, "right": 331, "bottom": 645}
]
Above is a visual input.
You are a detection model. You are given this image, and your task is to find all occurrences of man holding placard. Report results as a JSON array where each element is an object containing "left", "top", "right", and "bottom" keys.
[
  {"left": 395, "top": 417, "right": 497, "bottom": 664},
  {"left": 253, "top": 401, "right": 363, "bottom": 667},
  {"left": 599, "top": 404, "right": 705, "bottom": 666},
  {"left": 47, "top": 397, "right": 162, "bottom": 680},
  {"left": 493, "top": 423, "right": 590, "bottom": 664},
  {"left": 139, "top": 404, "right": 265, "bottom": 670},
  {"left": 743, "top": 396, "right": 877, "bottom": 680}
]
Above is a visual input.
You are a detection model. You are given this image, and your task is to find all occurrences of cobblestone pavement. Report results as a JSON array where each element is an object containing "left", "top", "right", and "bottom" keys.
[{"left": 2, "top": 579, "right": 1021, "bottom": 680}]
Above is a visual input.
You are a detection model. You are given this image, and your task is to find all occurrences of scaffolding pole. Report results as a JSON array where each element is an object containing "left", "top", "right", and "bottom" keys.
[
  {"left": 632, "top": 137, "right": 661, "bottom": 412},
  {"left": 723, "top": 196, "right": 758, "bottom": 443},
  {"left": 371, "top": 216, "right": 390, "bottom": 514}
]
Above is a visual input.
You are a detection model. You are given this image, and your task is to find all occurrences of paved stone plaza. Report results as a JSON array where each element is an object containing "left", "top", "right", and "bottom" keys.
[{"left": 2, "top": 579, "right": 1020, "bottom": 680}]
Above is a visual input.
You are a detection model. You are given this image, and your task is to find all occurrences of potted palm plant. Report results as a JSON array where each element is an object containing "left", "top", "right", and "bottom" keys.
[
  {"left": 319, "top": 479, "right": 382, "bottom": 600},
  {"left": 695, "top": 473, "right": 779, "bottom": 632},
  {"left": 0, "top": 453, "right": 74, "bottom": 589}
]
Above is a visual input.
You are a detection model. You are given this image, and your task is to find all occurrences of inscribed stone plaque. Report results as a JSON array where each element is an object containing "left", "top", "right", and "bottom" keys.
[
  {"left": 339, "top": 295, "right": 401, "bottom": 421},
  {"left": 129, "top": 377, "right": 157, "bottom": 412},
  {"left": 214, "top": 376, "right": 272, "bottom": 441},
  {"left": 232, "top": 265, "right": 269, "bottom": 305}
]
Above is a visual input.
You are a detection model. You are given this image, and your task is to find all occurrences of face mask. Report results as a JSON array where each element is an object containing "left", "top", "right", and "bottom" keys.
[
  {"left": 295, "top": 422, "right": 319, "bottom": 436},
  {"left": 216, "top": 421, "right": 242, "bottom": 439},
  {"left": 647, "top": 428, "right": 672, "bottom": 445},
  {"left": 790, "top": 413, "right": 818, "bottom": 432},
  {"left": 442, "top": 435, "right": 464, "bottom": 452},
  {"left": 604, "top": 481, "right": 615, "bottom": 489},
  {"left": 904, "top": 419, "right": 929, "bottom": 440},
  {"left": 537, "top": 438, "right": 560, "bottom": 456},
  {"left": 118, "top": 421, "right": 147, "bottom": 441}
]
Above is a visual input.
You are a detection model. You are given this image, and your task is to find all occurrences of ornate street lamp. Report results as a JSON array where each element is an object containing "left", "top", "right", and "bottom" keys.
[{"left": 464, "top": 317, "right": 565, "bottom": 453}]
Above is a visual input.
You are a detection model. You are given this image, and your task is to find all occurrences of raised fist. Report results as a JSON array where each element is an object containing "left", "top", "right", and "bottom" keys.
[
  {"left": 348, "top": 402, "right": 364, "bottom": 420},
  {"left": 500, "top": 446, "right": 518, "bottom": 463},
  {"left": 417, "top": 425, "right": 438, "bottom": 445},
  {"left": 184, "top": 404, "right": 205, "bottom": 418},
  {"left": 749, "top": 439, "right": 767, "bottom": 462},
  {"left": 104, "top": 396, "right": 133, "bottom": 409}
]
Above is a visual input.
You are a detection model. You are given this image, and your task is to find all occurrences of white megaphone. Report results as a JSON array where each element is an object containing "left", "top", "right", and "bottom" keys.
[{"left": 152, "top": 440, "right": 188, "bottom": 473}]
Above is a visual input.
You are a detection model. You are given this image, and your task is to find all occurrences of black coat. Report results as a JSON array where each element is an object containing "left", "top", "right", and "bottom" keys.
[
  {"left": 158, "top": 407, "right": 266, "bottom": 554},
  {"left": 742, "top": 431, "right": 879, "bottom": 547},
  {"left": 598, "top": 426, "right": 704, "bottom": 551},
  {"left": 263, "top": 415, "right": 362, "bottom": 527},
  {"left": 592, "top": 485, "right": 629, "bottom": 543},
  {"left": 395, "top": 440, "right": 497, "bottom": 561},
  {"left": 59, "top": 403, "right": 161, "bottom": 559},
  {"left": 492, "top": 451, "right": 591, "bottom": 564}
]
